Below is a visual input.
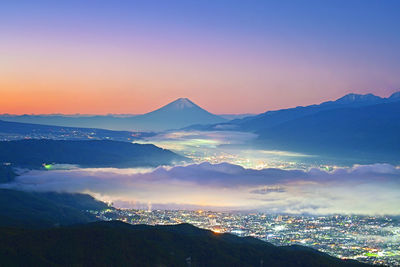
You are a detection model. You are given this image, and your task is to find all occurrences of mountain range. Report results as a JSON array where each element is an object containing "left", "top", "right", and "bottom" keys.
[
  {"left": 0, "top": 98, "right": 226, "bottom": 132},
  {"left": 194, "top": 91, "right": 400, "bottom": 163},
  {"left": 255, "top": 101, "right": 400, "bottom": 162},
  {"left": 207, "top": 91, "right": 400, "bottom": 131},
  {"left": 0, "top": 139, "right": 187, "bottom": 169},
  {"left": 1, "top": 92, "right": 399, "bottom": 163}
]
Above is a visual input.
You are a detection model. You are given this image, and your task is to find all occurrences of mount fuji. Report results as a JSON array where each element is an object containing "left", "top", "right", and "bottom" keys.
[{"left": 0, "top": 98, "right": 226, "bottom": 132}]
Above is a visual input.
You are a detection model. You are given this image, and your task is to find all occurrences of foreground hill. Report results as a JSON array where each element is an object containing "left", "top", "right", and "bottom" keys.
[
  {"left": 0, "top": 189, "right": 370, "bottom": 266},
  {"left": 0, "top": 220, "right": 369, "bottom": 267},
  {"left": 0, "top": 98, "right": 227, "bottom": 132},
  {"left": 0, "top": 139, "right": 187, "bottom": 169},
  {"left": 0, "top": 189, "right": 107, "bottom": 228}
]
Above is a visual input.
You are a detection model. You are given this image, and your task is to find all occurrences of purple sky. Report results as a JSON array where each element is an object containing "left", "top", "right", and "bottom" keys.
[{"left": 1, "top": 0, "right": 399, "bottom": 114}]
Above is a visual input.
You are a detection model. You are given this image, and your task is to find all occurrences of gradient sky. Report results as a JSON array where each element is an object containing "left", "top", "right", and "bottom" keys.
[{"left": 1, "top": 0, "right": 400, "bottom": 114}]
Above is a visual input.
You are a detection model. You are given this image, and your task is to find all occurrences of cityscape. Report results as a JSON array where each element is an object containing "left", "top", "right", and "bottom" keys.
[{"left": 95, "top": 208, "right": 400, "bottom": 266}]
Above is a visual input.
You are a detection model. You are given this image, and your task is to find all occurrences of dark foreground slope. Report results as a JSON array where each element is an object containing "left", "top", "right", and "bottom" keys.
[
  {"left": 0, "top": 139, "right": 187, "bottom": 169},
  {"left": 0, "top": 221, "right": 369, "bottom": 267},
  {"left": 0, "top": 189, "right": 108, "bottom": 228},
  {"left": 0, "top": 190, "right": 369, "bottom": 266}
]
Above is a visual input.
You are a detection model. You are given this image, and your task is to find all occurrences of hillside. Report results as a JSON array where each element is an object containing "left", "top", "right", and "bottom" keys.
[
  {"left": 0, "top": 139, "right": 187, "bottom": 169},
  {"left": 0, "top": 189, "right": 107, "bottom": 228},
  {"left": 0, "top": 221, "right": 369, "bottom": 267}
]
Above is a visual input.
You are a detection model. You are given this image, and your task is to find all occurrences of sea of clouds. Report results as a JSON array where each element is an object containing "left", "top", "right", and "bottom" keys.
[{"left": 2, "top": 162, "right": 399, "bottom": 215}]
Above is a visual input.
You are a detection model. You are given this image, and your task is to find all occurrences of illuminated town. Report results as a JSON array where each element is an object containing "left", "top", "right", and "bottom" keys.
[
  {"left": 95, "top": 208, "right": 400, "bottom": 266},
  {"left": 0, "top": 127, "right": 149, "bottom": 142}
]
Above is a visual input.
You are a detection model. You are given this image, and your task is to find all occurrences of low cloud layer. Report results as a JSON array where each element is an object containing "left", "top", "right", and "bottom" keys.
[
  {"left": 137, "top": 130, "right": 312, "bottom": 170},
  {"left": 2, "top": 163, "right": 399, "bottom": 215}
]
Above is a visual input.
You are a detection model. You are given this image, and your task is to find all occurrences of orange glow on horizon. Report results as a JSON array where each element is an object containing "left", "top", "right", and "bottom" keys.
[
  {"left": 1, "top": 37, "right": 398, "bottom": 115},
  {"left": 1, "top": 1, "right": 399, "bottom": 116}
]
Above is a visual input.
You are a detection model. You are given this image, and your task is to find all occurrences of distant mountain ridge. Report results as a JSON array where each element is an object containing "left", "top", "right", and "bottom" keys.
[
  {"left": 203, "top": 91, "right": 400, "bottom": 131},
  {"left": 187, "top": 91, "right": 400, "bottom": 163},
  {"left": 255, "top": 101, "right": 400, "bottom": 163},
  {"left": 0, "top": 98, "right": 226, "bottom": 132},
  {"left": 218, "top": 113, "right": 257, "bottom": 120},
  {"left": 334, "top": 93, "right": 382, "bottom": 105}
]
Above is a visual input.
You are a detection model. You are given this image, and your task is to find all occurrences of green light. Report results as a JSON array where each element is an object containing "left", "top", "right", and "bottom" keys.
[{"left": 44, "top": 164, "right": 52, "bottom": 170}]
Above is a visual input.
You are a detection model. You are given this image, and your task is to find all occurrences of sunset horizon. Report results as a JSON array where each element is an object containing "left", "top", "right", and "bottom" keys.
[
  {"left": 1, "top": 90, "right": 399, "bottom": 115},
  {"left": 2, "top": 1, "right": 400, "bottom": 115}
]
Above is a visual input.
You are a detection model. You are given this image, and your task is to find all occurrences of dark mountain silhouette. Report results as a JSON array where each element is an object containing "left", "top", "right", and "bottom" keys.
[
  {"left": 0, "top": 189, "right": 107, "bottom": 228},
  {"left": 0, "top": 220, "right": 370, "bottom": 267},
  {"left": 206, "top": 91, "right": 400, "bottom": 132},
  {"left": 0, "top": 98, "right": 226, "bottom": 132},
  {"left": 0, "top": 139, "right": 187, "bottom": 169},
  {"left": 254, "top": 101, "right": 400, "bottom": 163}
]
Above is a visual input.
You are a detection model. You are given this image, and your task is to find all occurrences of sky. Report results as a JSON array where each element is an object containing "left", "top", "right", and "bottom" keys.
[{"left": 1, "top": 0, "right": 400, "bottom": 114}]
